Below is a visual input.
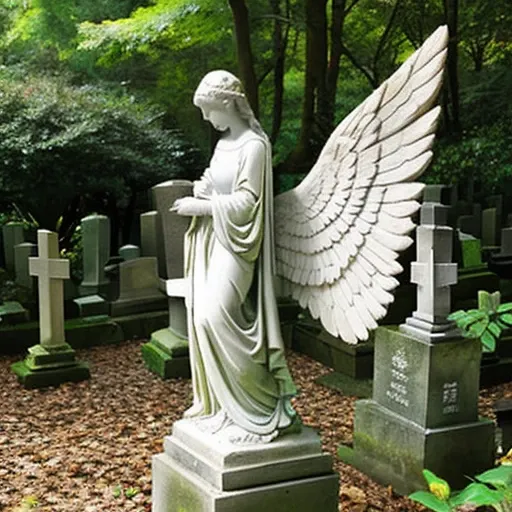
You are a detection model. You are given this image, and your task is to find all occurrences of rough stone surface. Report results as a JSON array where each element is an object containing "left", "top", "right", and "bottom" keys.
[
  {"left": 119, "top": 244, "right": 141, "bottom": 261},
  {"left": 152, "top": 420, "right": 339, "bottom": 512},
  {"left": 79, "top": 214, "right": 111, "bottom": 297},
  {"left": 14, "top": 242, "right": 37, "bottom": 292},
  {"left": 2, "top": 222, "right": 25, "bottom": 274},
  {"left": 141, "top": 211, "right": 159, "bottom": 258},
  {"left": 152, "top": 180, "right": 193, "bottom": 280},
  {"left": 109, "top": 257, "right": 167, "bottom": 317}
]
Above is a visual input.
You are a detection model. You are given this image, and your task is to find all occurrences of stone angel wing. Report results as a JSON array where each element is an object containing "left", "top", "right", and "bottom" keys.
[{"left": 274, "top": 26, "right": 449, "bottom": 344}]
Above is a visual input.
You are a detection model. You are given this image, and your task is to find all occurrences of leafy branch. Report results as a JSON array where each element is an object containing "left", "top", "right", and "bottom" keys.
[{"left": 448, "top": 291, "right": 512, "bottom": 352}]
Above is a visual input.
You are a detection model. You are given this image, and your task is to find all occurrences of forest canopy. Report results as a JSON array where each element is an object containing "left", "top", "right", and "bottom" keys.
[{"left": 0, "top": 0, "right": 510, "bottom": 233}]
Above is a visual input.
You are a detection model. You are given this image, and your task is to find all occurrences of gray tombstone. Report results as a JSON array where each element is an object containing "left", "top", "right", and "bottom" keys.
[
  {"left": 142, "top": 180, "right": 193, "bottom": 379},
  {"left": 152, "top": 180, "right": 193, "bottom": 280},
  {"left": 346, "top": 203, "right": 494, "bottom": 494},
  {"left": 482, "top": 208, "right": 499, "bottom": 247},
  {"left": 14, "top": 242, "right": 37, "bottom": 291},
  {"left": 500, "top": 227, "right": 512, "bottom": 257},
  {"left": 79, "top": 214, "right": 111, "bottom": 297},
  {"left": 119, "top": 244, "right": 141, "bottom": 261},
  {"left": 109, "top": 257, "right": 167, "bottom": 317},
  {"left": 140, "top": 211, "right": 158, "bottom": 258},
  {"left": 2, "top": 222, "right": 25, "bottom": 274}
]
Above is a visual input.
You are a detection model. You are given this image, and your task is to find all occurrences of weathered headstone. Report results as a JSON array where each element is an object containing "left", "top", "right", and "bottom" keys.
[
  {"left": 488, "top": 227, "right": 512, "bottom": 301},
  {"left": 140, "top": 211, "right": 158, "bottom": 258},
  {"left": 141, "top": 180, "right": 193, "bottom": 379},
  {"left": 109, "top": 257, "right": 166, "bottom": 317},
  {"left": 119, "top": 244, "right": 141, "bottom": 261},
  {"left": 453, "top": 233, "right": 499, "bottom": 311},
  {"left": 79, "top": 214, "right": 111, "bottom": 297},
  {"left": 14, "top": 242, "right": 37, "bottom": 292},
  {"left": 482, "top": 207, "right": 499, "bottom": 248},
  {"left": 11, "top": 230, "right": 90, "bottom": 388},
  {"left": 2, "top": 222, "right": 25, "bottom": 274},
  {"left": 342, "top": 203, "right": 494, "bottom": 494}
]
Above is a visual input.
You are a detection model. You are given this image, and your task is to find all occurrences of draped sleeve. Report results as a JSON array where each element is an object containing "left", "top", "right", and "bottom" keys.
[{"left": 210, "top": 138, "right": 266, "bottom": 263}]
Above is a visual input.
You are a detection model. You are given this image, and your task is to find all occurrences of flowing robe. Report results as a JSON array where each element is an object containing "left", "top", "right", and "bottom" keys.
[{"left": 184, "top": 131, "right": 296, "bottom": 435}]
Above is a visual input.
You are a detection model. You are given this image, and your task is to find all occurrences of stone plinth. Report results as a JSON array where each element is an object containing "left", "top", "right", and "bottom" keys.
[
  {"left": 152, "top": 419, "right": 338, "bottom": 512},
  {"left": 341, "top": 327, "right": 494, "bottom": 494}
]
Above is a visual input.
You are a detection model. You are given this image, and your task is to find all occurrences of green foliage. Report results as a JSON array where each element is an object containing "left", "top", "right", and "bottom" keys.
[
  {"left": 425, "top": 120, "right": 512, "bottom": 198},
  {"left": 448, "top": 291, "right": 512, "bottom": 353},
  {"left": 0, "top": 67, "right": 201, "bottom": 228},
  {"left": 60, "top": 224, "right": 82, "bottom": 283},
  {"left": 410, "top": 465, "right": 512, "bottom": 511}
]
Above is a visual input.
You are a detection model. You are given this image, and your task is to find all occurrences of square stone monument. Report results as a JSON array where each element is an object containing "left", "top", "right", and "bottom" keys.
[
  {"left": 141, "top": 180, "right": 193, "bottom": 379},
  {"left": 340, "top": 203, "right": 494, "bottom": 494},
  {"left": 152, "top": 419, "right": 339, "bottom": 512},
  {"left": 11, "top": 230, "right": 90, "bottom": 389}
]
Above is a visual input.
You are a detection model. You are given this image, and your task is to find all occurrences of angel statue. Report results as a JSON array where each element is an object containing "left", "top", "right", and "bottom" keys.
[{"left": 171, "top": 25, "right": 448, "bottom": 445}]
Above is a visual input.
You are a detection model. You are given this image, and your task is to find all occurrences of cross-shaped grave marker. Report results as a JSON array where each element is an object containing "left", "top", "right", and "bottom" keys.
[
  {"left": 29, "top": 230, "right": 70, "bottom": 347},
  {"left": 11, "top": 229, "right": 90, "bottom": 388}
]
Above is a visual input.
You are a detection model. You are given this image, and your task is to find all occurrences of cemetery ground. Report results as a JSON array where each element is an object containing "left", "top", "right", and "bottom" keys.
[{"left": 0, "top": 340, "right": 506, "bottom": 512}]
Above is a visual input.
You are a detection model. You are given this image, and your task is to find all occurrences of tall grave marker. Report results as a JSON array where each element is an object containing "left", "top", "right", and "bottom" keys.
[
  {"left": 341, "top": 203, "right": 494, "bottom": 494},
  {"left": 11, "top": 230, "right": 90, "bottom": 388},
  {"left": 141, "top": 180, "right": 193, "bottom": 379}
]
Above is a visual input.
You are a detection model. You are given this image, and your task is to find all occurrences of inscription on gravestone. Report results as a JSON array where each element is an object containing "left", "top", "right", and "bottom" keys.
[
  {"left": 386, "top": 349, "right": 410, "bottom": 408},
  {"left": 442, "top": 381, "right": 459, "bottom": 415}
]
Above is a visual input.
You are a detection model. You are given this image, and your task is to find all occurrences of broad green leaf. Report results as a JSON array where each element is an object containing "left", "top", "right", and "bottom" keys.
[
  {"left": 409, "top": 491, "right": 452, "bottom": 512},
  {"left": 449, "top": 482, "right": 504, "bottom": 507},
  {"left": 488, "top": 321, "right": 502, "bottom": 338},
  {"left": 481, "top": 330, "right": 497, "bottom": 352},
  {"left": 497, "top": 303, "right": 512, "bottom": 313},
  {"left": 468, "top": 318, "right": 489, "bottom": 338},
  {"left": 476, "top": 465, "right": 512, "bottom": 488},
  {"left": 499, "top": 313, "right": 512, "bottom": 326}
]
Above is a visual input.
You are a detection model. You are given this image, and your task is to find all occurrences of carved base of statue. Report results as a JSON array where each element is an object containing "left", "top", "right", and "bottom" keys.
[{"left": 151, "top": 418, "right": 338, "bottom": 512}]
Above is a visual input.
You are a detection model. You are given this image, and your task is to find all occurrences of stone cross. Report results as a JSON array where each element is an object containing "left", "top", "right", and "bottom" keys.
[
  {"left": 401, "top": 203, "right": 459, "bottom": 342},
  {"left": 29, "top": 230, "right": 70, "bottom": 347}
]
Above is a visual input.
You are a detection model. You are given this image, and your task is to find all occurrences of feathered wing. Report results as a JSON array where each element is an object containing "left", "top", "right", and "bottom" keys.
[{"left": 274, "top": 25, "right": 449, "bottom": 344}]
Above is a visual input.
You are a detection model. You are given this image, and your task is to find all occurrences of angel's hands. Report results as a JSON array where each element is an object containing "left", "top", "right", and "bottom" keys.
[{"left": 170, "top": 197, "right": 212, "bottom": 217}]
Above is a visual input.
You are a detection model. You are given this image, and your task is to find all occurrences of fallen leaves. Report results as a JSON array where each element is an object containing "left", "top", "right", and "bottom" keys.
[{"left": 0, "top": 340, "right": 508, "bottom": 511}]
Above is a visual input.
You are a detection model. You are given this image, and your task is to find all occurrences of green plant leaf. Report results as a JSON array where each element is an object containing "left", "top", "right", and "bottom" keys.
[
  {"left": 125, "top": 487, "right": 140, "bottom": 499},
  {"left": 481, "top": 330, "right": 497, "bottom": 352},
  {"left": 488, "top": 321, "right": 503, "bottom": 338},
  {"left": 409, "top": 491, "right": 452, "bottom": 512},
  {"left": 468, "top": 318, "right": 490, "bottom": 338},
  {"left": 497, "top": 303, "right": 512, "bottom": 313},
  {"left": 449, "top": 482, "right": 504, "bottom": 507},
  {"left": 499, "top": 313, "right": 512, "bottom": 326},
  {"left": 476, "top": 465, "right": 512, "bottom": 488}
]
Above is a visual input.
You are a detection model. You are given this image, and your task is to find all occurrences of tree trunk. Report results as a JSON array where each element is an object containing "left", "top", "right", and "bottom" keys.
[
  {"left": 323, "top": 0, "right": 346, "bottom": 135},
  {"left": 286, "top": 0, "right": 328, "bottom": 172},
  {"left": 228, "top": 0, "right": 259, "bottom": 117},
  {"left": 443, "top": 0, "right": 461, "bottom": 136},
  {"left": 270, "top": 0, "right": 289, "bottom": 143}
]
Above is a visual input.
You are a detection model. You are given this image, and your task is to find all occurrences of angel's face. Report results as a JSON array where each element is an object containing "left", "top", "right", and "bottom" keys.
[{"left": 197, "top": 102, "right": 231, "bottom": 132}]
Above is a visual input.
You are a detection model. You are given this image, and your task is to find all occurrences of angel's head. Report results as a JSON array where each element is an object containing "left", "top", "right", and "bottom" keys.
[{"left": 193, "top": 70, "right": 268, "bottom": 140}]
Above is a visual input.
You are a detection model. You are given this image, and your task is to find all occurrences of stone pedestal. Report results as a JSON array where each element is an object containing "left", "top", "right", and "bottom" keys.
[
  {"left": 142, "top": 326, "right": 190, "bottom": 379},
  {"left": 152, "top": 419, "right": 338, "bottom": 512},
  {"left": 341, "top": 327, "right": 494, "bottom": 494},
  {"left": 11, "top": 343, "right": 90, "bottom": 389}
]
